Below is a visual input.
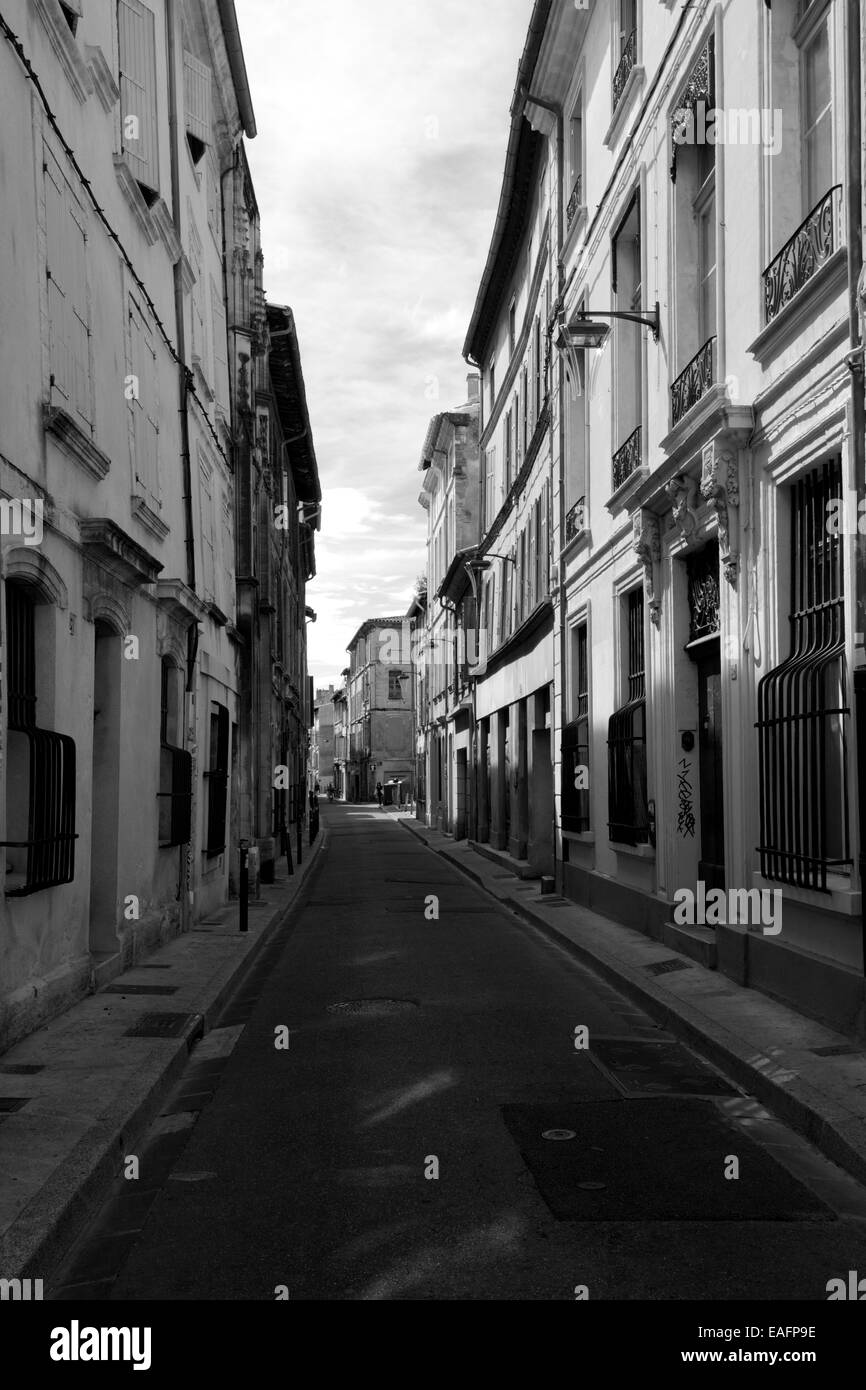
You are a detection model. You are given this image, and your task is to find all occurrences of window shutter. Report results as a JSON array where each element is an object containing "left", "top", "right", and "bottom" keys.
[
  {"left": 45, "top": 156, "right": 71, "bottom": 405},
  {"left": 211, "top": 277, "right": 227, "bottom": 377},
  {"left": 118, "top": 0, "right": 160, "bottom": 196},
  {"left": 183, "top": 50, "right": 211, "bottom": 146},
  {"left": 540, "top": 481, "right": 549, "bottom": 594},
  {"left": 129, "top": 297, "right": 160, "bottom": 511},
  {"left": 68, "top": 201, "right": 91, "bottom": 428}
]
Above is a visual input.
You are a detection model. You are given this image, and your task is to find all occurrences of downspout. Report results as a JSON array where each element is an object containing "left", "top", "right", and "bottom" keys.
[
  {"left": 845, "top": 0, "right": 866, "bottom": 970},
  {"left": 466, "top": 354, "right": 483, "bottom": 842},
  {"left": 523, "top": 89, "right": 565, "bottom": 882},
  {"left": 166, "top": 0, "right": 197, "bottom": 928}
]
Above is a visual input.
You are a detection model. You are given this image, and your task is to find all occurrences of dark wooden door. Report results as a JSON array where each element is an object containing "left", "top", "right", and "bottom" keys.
[{"left": 697, "top": 641, "right": 725, "bottom": 891}]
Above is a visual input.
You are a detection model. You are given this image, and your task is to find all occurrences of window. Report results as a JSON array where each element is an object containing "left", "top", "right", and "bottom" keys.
[
  {"left": 60, "top": 1, "right": 81, "bottom": 34},
  {"left": 568, "top": 95, "right": 583, "bottom": 224},
  {"left": 188, "top": 218, "right": 209, "bottom": 387},
  {"left": 611, "top": 191, "right": 643, "bottom": 486},
  {"left": 801, "top": 10, "right": 831, "bottom": 214},
  {"left": 757, "top": 458, "right": 850, "bottom": 890},
  {"left": 614, "top": 0, "right": 638, "bottom": 109},
  {"left": 562, "top": 622, "right": 590, "bottom": 833},
  {"left": 484, "top": 445, "right": 497, "bottom": 530},
  {"left": 388, "top": 669, "right": 404, "bottom": 701},
  {"left": 534, "top": 313, "right": 543, "bottom": 417},
  {"left": 44, "top": 148, "right": 92, "bottom": 431},
  {"left": 608, "top": 587, "right": 648, "bottom": 845},
  {"left": 118, "top": 0, "right": 160, "bottom": 204},
  {"left": 157, "top": 659, "right": 192, "bottom": 847},
  {"left": 204, "top": 701, "right": 229, "bottom": 857},
  {"left": 127, "top": 293, "right": 161, "bottom": 513},
  {"left": 2, "top": 582, "right": 76, "bottom": 895},
  {"left": 488, "top": 356, "right": 496, "bottom": 414},
  {"left": 508, "top": 300, "right": 516, "bottom": 357},
  {"left": 522, "top": 364, "right": 529, "bottom": 453},
  {"left": 695, "top": 150, "right": 716, "bottom": 345},
  {"left": 211, "top": 276, "right": 228, "bottom": 396},
  {"left": 504, "top": 407, "right": 512, "bottom": 492},
  {"left": 183, "top": 50, "right": 211, "bottom": 166}
]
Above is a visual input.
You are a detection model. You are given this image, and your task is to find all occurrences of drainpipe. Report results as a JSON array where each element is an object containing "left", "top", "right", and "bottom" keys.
[
  {"left": 167, "top": 0, "right": 198, "bottom": 929},
  {"left": 845, "top": 0, "right": 866, "bottom": 970},
  {"left": 523, "top": 89, "right": 565, "bottom": 882}
]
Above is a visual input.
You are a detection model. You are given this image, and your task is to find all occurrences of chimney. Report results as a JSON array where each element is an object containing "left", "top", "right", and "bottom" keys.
[{"left": 466, "top": 372, "right": 480, "bottom": 402}]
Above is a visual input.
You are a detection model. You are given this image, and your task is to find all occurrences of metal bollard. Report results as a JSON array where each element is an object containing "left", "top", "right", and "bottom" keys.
[{"left": 239, "top": 839, "right": 249, "bottom": 932}]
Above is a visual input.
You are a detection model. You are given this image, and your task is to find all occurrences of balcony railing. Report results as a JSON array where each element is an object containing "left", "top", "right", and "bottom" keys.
[
  {"left": 565, "top": 496, "right": 586, "bottom": 544},
  {"left": 613, "top": 29, "right": 637, "bottom": 111},
  {"left": 762, "top": 185, "right": 843, "bottom": 324},
  {"left": 566, "top": 175, "right": 582, "bottom": 230},
  {"left": 671, "top": 336, "right": 716, "bottom": 427},
  {"left": 612, "top": 426, "right": 642, "bottom": 492}
]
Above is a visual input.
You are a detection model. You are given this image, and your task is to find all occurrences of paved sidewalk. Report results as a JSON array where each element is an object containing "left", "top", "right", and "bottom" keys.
[
  {"left": 399, "top": 816, "right": 866, "bottom": 1187},
  {"left": 0, "top": 827, "right": 326, "bottom": 1281}
]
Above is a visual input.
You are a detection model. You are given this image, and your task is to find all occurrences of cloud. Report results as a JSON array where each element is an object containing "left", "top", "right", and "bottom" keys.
[{"left": 239, "top": 0, "right": 532, "bottom": 685}]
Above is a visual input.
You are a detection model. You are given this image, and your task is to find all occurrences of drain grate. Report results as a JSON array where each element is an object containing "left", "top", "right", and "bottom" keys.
[
  {"left": 811, "top": 1044, "right": 860, "bottom": 1057},
  {"left": 645, "top": 957, "right": 692, "bottom": 976},
  {"left": 0, "top": 1064, "right": 44, "bottom": 1075},
  {"left": 104, "top": 984, "right": 179, "bottom": 996},
  {"left": 590, "top": 1037, "right": 738, "bottom": 1097},
  {"left": 326, "top": 998, "right": 418, "bottom": 1017},
  {"left": 124, "top": 1012, "right": 202, "bottom": 1039},
  {"left": 0, "top": 1097, "right": 30, "bottom": 1113}
]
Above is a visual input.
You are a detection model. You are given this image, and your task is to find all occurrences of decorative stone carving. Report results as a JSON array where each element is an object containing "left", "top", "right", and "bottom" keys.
[
  {"left": 665, "top": 472, "right": 700, "bottom": 540},
  {"left": 632, "top": 510, "right": 662, "bottom": 627},
  {"left": 700, "top": 440, "right": 740, "bottom": 587}
]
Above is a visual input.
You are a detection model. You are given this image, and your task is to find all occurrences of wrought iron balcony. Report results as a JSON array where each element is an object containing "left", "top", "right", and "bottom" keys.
[
  {"left": 762, "top": 185, "right": 843, "bottom": 324},
  {"left": 613, "top": 29, "right": 637, "bottom": 111},
  {"left": 612, "top": 426, "right": 642, "bottom": 492},
  {"left": 566, "top": 175, "right": 583, "bottom": 230},
  {"left": 670, "top": 336, "right": 716, "bottom": 427},
  {"left": 565, "top": 496, "right": 586, "bottom": 544}
]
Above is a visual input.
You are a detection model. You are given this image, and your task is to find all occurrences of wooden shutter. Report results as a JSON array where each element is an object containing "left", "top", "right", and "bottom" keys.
[
  {"left": 45, "top": 155, "right": 71, "bottom": 406},
  {"left": 129, "top": 296, "right": 160, "bottom": 511},
  {"left": 67, "top": 199, "right": 91, "bottom": 428},
  {"left": 183, "top": 50, "right": 211, "bottom": 146},
  {"left": 118, "top": 0, "right": 159, "bottom": 196},
  {"left": 211, "top": 277, "right": 227, "bottom": 381},
  {"left": 199, "top": 454, "right": 215, "bottom": 599},
  {"left": 527, "top": 506, "right": 537, "bottom": 610},
  {"left": 540, "top": 481, "right": 549, "bottom": 594}
]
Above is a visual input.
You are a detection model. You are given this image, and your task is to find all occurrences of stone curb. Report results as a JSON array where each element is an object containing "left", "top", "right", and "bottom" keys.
[
  {"left": 399, "top": 818, "right": 866, "bottom": 1188},
  {"left": 0, "top": 828, "right": 327, "bottom": 1282}
]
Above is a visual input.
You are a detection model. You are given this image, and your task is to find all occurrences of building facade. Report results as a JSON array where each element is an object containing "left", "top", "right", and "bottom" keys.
[
  {"left": 0, "top": 0, "right": 318, "bottom": 1051},
  {"left": 415, "top": 380, "right": 481, "bottom": 837},
  {"left": 343, "top": 618, "right": 415, "bottom": 803},
  {"left": 310, "top": 684, "right": 336, "bottom": 789},
  {"left": 468, "top": 0, "right": 865, "bottom": 1033}
]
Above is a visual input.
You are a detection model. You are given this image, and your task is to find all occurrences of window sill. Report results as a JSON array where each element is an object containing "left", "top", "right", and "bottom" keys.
[
  {"left": 561, "top": 521, "right": 591, "bottom": 562},
  {"left": 85, "top": 45, "right": 120, "bottom": 112},
  {"left": 563, "top": 203, "right": 587, "bottom": 260},
  {"left": 34, "top": 0, "right": 93, "bottom": 104},
  {"left": 563, "top": 830, "right": 595, "bottom": 844},
  {"left": 752, "top": 871, "right": 860, "bottom": 917},
  {"left": 747, "top": 245, "right": 848, "bottom": 367},
  {"left": 603, "top": 65, "right": 645, "bottom": 150},
  {"left": 606, "top": 465, "right": 649, "bottom": 517},
  {"left": 130, "top": 494, "right": 169, "bottom": 542},
  {"left": 610, "top": 840, "right": 655, "bottom": 860},
  {"left": 114, "top": 157, "right": 159, "bottom": 246},
  {"left": 44, "top": 404, "right": 110, "bottom": 481}
]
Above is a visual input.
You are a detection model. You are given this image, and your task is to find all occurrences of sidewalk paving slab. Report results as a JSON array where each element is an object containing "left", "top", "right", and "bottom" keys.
[
  {"left": 399, "top": 815, "right": 866, "bottom": 1188},
  {"left": 0, "top": 828, "right": 326, "bottom": 1282}
]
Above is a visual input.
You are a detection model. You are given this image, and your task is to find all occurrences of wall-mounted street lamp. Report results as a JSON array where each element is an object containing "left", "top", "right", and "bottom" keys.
[
  {"left": 305, "top": 606, "right": 317, "bottom": 622},
  {"left": 555, "top": 303, "right": 660, "bottom": 399}
]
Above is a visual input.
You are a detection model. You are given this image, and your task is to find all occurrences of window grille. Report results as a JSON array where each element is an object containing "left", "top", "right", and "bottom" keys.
[{"left": 757, "top": 458, "right": 850, "bottom": 890}]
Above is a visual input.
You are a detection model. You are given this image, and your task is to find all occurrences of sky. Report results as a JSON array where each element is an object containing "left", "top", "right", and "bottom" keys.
[{"left": 236, "top": 0, "right": 533, "bottom": 690}]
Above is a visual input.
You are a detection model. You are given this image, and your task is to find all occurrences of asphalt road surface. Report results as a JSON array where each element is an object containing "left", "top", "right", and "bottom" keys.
[{"left": 50, "top": 801, "right": 866, "bottom": 1301}]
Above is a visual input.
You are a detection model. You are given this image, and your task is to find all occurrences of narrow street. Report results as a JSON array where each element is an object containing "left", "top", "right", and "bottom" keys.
[{"left": 50, "top": 802, "right": 866, "bottom": 1303}]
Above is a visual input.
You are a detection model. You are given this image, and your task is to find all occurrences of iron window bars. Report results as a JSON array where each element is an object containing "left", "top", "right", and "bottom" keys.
[
  {"left": 2, "top": 582, "right": 77, "bottom": 895},
  {"left": 756, "top": 457, "right": 851, "bottom": 890},
  {"left": 608, "top": 587, "right": 649, "bottom": 845}
]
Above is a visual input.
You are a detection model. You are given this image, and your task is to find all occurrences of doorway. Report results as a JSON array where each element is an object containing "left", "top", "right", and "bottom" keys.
[
  {"left": 89, "top": 622, "right": 122, "bottom": 956},
  {"left": 694, "top": 638, "right": 725, "bottom": 891}
]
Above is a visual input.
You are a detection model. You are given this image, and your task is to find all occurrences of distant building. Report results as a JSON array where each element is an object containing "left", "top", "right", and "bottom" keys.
[
  {"left": 415, "top": 379, "right": 482, "bottom": 837},
  {"left": 332, "top": 681, "right": 348, "bottom": 800},
  {"left": 311, "top": 685, "right": 336, "bottom": 787},
  {"left": 343, "top": 619, "right": 415, "bottom": 803}
]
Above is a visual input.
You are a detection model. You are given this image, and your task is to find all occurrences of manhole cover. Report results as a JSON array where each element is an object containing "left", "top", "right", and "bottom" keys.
[
  {"left": 502, "top": 1102, "right": 835, "bottom": 1222},
  {"left": 542, "top": 1129, "right": 576, "bottom": 1141},
  {"left": 326, "top": 999, "right": 418, "bottom": 1017},
  {"left": 125, "top": 1012, "right": 202, "bottom": 1039}
]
